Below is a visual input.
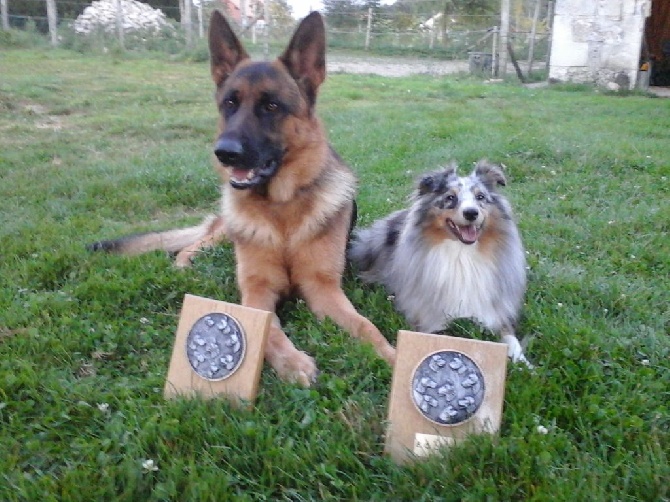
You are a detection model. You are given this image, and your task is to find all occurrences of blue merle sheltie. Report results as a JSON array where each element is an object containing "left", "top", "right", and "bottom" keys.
[{"left": 348, "top": 160, "right": 531, "bottom": 366}]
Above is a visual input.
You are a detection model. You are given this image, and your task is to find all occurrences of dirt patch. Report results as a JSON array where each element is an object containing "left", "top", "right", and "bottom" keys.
[{"left": 20, "top": 102, "right": 65, "bottom": 130}]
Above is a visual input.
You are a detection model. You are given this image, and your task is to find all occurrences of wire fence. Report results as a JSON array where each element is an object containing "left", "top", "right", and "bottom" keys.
[{"left": 2, "top": 0, "right": 553, "bottom": 79}]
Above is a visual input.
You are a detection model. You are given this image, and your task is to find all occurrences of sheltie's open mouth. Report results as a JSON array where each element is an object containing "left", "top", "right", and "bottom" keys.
[{"left": 446, "top": 219, "right": 480, "bottom": 245}]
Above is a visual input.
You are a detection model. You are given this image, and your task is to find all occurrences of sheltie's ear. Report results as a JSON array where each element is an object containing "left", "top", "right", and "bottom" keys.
[
  {"left": 418, "top": 174, "right": 436, "bottom": 195},
  {"left": 474, "top": 160, "right": 506, "bottom": 190},
  {"left": 418, "top": 164, "right": 456, "bottom": 195}
]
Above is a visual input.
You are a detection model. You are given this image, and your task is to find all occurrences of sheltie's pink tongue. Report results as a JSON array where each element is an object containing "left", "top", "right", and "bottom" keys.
[
  {"left": 460, "top": 225, "right": 478, "bottom": 242},
  {"left": 446, "top": 219, "right": 479, "bottom": 244}
]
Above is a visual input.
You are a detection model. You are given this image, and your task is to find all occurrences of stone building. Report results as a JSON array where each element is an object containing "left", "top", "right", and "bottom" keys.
[{"left": 548, "top": 0, "right": 670, "bottom": 89}]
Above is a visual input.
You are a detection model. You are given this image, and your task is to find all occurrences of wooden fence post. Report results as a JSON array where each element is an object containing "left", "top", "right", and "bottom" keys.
[
  {"left": 184, "top": 0, "right": 192, "bottom": 48},
  {"left": 197, "top": 0, "right": 203, "bottom": 38},
  {"left": 263, "top": 0, "right": 268, "bottom": 60},
  {"left": 46, "top": 0, "right": 58, "bottom": 46},
  {"left": 364, "top": 7, "right": 372, "bottom": 51},
  {"left": 546, "top": 0, "right": 554, "bottom": 72},
  {"left": 492, "top": 26, "right": 499, "bottom": 77},
  {"left": 115, "top": 0, "right": 125, "bottom": 49},
  {"left": 1, "top": 0, "right": 9, "bottom": 30},
  {"left": 499, "top": 0, "right": 510, "bottom": 77},
  {"left": 526, "top": 0, "right": 541, "bottom": 75}
]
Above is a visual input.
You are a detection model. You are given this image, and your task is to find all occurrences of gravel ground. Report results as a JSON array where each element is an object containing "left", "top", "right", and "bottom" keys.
[
  {"left": 326, "top": 54, "right": 472, "bottom": 77},
  {"left": 328, "top": 55, "right": 670, "bottom": 97}
]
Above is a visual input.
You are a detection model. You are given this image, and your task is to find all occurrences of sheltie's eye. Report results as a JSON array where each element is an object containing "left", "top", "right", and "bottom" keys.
[
  {"left": 476, "top": 193, "right": 486, "bottom": 201},
  {"left": 445, "top": 194, "right": 456, "bottom": 202}
]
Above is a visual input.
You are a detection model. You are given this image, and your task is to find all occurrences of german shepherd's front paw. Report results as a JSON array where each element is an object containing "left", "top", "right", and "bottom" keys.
[
  {"left": 381, "top": 345, "right": 397, "bottom": 367},
  {"left": 273, "top": 350, "right": 319, "bottom": 387},
  {"left": 174, "top": 250, "right": 195, "bottom": 268}
]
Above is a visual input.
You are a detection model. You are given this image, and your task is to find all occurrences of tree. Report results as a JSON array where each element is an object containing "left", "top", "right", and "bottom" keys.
[
  {"left": 269, "top": 0, "right": 292, "bottom": 27},
  {"left": 323, "top": 0, "right": 365, "bottom": 29}
]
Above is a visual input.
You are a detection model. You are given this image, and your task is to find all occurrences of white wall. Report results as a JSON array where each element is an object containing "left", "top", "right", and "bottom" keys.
[{"left": 548, "top": 0, "right": 652, "bottom": 89}]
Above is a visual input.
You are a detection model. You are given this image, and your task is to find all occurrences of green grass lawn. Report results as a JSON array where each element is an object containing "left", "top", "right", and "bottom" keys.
[{"left": 0, "top": 47, "right": 668, "bottom": 501}]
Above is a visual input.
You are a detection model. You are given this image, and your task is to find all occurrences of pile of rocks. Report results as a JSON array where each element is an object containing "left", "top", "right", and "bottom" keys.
[{"left": 73, "top": 0, "right": 171, "bottom": 34}]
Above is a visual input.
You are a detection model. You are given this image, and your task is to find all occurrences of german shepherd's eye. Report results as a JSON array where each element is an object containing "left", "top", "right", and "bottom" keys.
[
  {"left": 263, "top": 101, "right": 279, "bottom": 113},
  {"left": 223, "top": 97, "right": 238, "bottom": 112}
]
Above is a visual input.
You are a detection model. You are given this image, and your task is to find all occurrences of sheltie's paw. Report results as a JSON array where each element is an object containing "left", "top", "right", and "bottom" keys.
[{"left": 502, "top": 334, "right": 534, "bottom": 369}]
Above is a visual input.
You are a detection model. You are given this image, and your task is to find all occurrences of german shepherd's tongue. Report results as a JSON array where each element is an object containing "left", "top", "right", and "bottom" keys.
[
  {"left": 231, "top": 168, "right": 254, "bottom": 182},
  {"left": 230, "top": 168, "right": 256, "bottom": 188}
]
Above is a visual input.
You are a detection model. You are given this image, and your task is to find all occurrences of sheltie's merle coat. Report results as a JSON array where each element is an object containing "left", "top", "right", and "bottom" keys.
[{"left": 348, "top": 160, "right": 531, "bottom": 365}]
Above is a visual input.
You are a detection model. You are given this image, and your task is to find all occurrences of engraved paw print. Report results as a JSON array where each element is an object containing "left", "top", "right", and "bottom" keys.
[{"left": 461, "top": 373, "right": 479, "bottom": 388}]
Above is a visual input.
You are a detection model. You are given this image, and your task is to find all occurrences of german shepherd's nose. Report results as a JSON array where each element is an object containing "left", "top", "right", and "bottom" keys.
[{"left": 215, "top": 137, "right": 244, "bottom": 166}]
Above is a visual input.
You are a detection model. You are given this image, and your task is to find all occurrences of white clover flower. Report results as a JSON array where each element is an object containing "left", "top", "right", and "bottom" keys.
[
  {"left": 97, "top": 403, "right": 110, "bottom": 413},
  {"left": 536, "top": 425, "right": 549, "bottom": 434},
  {"left": 142, "top": 459, "right": 159, "bottom": 472}
]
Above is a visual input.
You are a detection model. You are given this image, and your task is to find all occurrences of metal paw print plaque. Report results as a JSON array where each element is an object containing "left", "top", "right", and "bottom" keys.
[
  {"left": 385, "top": 331, "right": 508, "bottom": 464},
  {"left": 411, "top": 350, "right": 485, "bottom": 426},
  {"left": 186, "top": 313, "right": 246, "bottom": 381}
]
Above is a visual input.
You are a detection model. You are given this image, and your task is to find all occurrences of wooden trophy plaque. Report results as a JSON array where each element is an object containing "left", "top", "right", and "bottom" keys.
[
  {"left": 385, "top": 330, "right": 508, "bottom": 464},
  {"left": 164, "top": 294, "right": 271, "bottom": 407}
]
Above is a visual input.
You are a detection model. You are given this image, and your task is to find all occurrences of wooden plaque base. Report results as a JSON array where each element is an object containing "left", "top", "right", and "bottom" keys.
[
  {"left": 164, "top": 294, "right": 271, "bottom": 407},
  {"left": 385, "top": 330, "right": 508, "bottom": 464}
]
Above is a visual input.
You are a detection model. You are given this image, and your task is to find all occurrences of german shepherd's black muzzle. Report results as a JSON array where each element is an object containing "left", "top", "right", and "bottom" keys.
[
  {"left": 215, "top": 129, "right": 284, "bottom": 190},
  {"left": 214, "top": 137, "right": 244, "bottom": 166}
]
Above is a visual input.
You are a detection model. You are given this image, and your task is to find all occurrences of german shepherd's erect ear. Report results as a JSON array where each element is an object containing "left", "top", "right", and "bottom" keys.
[
  {"left": 279, "top": 12, "right": 326, "bottom": 109},
  {"left": 208, "top": 10, "right": 250, "bottom": 87}
]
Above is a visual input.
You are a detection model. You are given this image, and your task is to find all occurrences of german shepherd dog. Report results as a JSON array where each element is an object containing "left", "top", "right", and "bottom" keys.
[
  {"left": 348, "top": 161, "right": 531, "bottom": 366},
  {"left": 89, "top": 11, "right": 396, "bottom": 386}
]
